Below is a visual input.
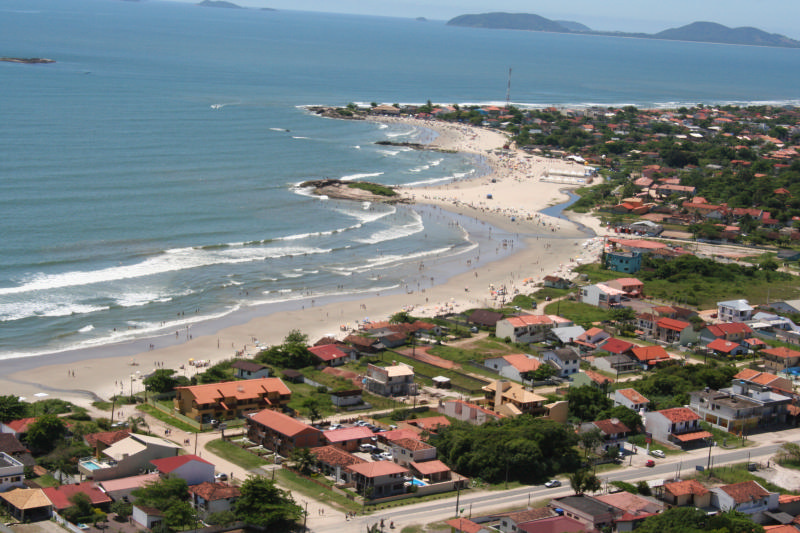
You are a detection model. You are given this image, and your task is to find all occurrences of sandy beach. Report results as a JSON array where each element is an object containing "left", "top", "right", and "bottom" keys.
[{"left": 3, "top": 116, "right": 608, "bottom": 408}]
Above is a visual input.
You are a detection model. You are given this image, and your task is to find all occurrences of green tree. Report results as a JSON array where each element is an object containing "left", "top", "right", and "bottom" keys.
[
  {"left": 290, "top": 447, "right": 318, "bottom": 475},
  {"left": 389, "top": 311, "right": 414, "bottom": 324},
  {"left": 206, "top": 510, "right": 237, "bottom": 526},
  {"left": 301, "top": 396, "right": 324, "bottom": 424},
  {"left": 636, "top": 507, "right": 763, "bottom": 533},
  {"left": 132, "top": 477, "right": 189, "bottom": 509},
  {"left": 143, "top": 369, "right": 180, "bottom": 394},
  {"left": 25, "top": 414, "right": 67, "bottom": 453},
  {"left": 568, "top": 469, "right": 601, "bottom": 495},
  {"left": 233, "top": 476, "right": 302, "bottom": 530},
  {"left": 596, "top": 405, "right": 643, "bottom": 433},
  {"left": 110, "top": 500, "right": 133, "bottom": 521},
  {"left": 566, "top": 386, "right": 612, "bottom": 422},
  {"left": 579, "top": 428, "right": 604, "bottom": 457},
  {"left": 63, "top": 492, "right": 94, "bottom": 524},
  {"left": 0, "top": 395, "right": 27, "bottom": 422},
  {"left": 162, "top": 500, "right": 196, "bottom": 530}
]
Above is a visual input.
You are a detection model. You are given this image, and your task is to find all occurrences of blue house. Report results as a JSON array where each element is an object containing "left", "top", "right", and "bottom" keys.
[{"left": 605, "top": 250, "right": 642, "bottom": 274}]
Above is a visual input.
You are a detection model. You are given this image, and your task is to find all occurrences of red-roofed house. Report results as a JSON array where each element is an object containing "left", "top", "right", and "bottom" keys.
[
  {"left": 662, "top": 480, "right": 711, "bottom": 507},
  {"left": 446, "top": 518, "right": 491, "bottom": 533},
  {"left": 583, "top": 419, "right": 631, "bottom": 452},
  {"left": 347, "top": 461, "right": 409, "bottom": 499},
  {"left": 308, "top": 344, "right": 353, "bottom": 367},
  {"left": 707, "top": 338, "right": 748, "bottom": 356},
  {"left": 614, "top": 388, "right": 650, "bottom": 412},
  {"left": 390, "top": 438, "right": 436, "bottom": 467},
  {"left": 631, "top": 345, "right": 671, "bottom": 368},
  {"left": 484, "top": 353, "right": 541, "bottom": 382},
  {"left": 734, "top": 369, "right": 792, "bottom": 395},
  {"left": 496, "top": 315, "right": 554, "bottom": 343},
  {"left": 700, "top": 322, "right": 753, "bottom": 344},
  {"left": 246, "top": 409, "right": 322, "bottom": 456},
  {"left": 406, "top": 416, "right": 451, "bottom": 433},
  {"left": 323, "top": 426, "right": 375, "bottom": 452},
  {"left": 606, "top": 278, "right": 644, "bottom": 298},
  {"left": 409, "top": 459, "right": 452, "bottom": 483},
  {"left": 598, "top": 337, "right": 634, "bottom": 356},
  {"left": 174, "top": 378, "right": 292, "bottom": 423},
  {"left": 711, "top": 481, "right": 778, "bottom": 520},
  {"left": 575, "top": 327, "right": 611, "bottom": 349},
  {"left": 653, "top": 317, "right": 696, "bottom": 345},
  {"left": 98, "top": 473, "right": 161, "bottom": 503},
  {"left": 188, "top": 482, "right": 240, "bottom": 518},
  {"left": 497, "top": 508, "right": 557, "bottom": 533},
  {"left": 0, "top": 418, "right": 37, "bottom": 438},
  {"left": 83, "top": 429, "right": 131, "bottom": 457},
  {"left": 151, "top": 454, "right": 214, "bottom": 486},
  {"left": 645, "top": 408, "right": 705, "bottom": 445},
  {"left": 762, "top": 347, "right": 800, "bottom": 373},
  {"left": 42, "top": 482, "right": 112, "bottom": 512},
  {"left": 310, "top": 445, "right": 365, "bottom": 483}
]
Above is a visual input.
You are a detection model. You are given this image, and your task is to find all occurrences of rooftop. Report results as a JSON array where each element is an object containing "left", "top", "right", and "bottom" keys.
[
  {"left": 409, "top": 459, "right": 450, "bottom": 476},
  {"left": 310, "top": 445, "right": 365, "bottom": 468},
  {"left": 151, "top": 454, "right": 212, "bottom": 473},
  {"left": 617, "top": 388, "right": 649, "bottom": 404},
  {"left": 188, "top": 481, "right": 241, "bottom": 501},
  {"left": 323, "top": 426, "right": 374, "bottom": 443},
  {"left": 664, "top": 479, "right": 710, "bottom": 497},
  {"left": 248, "top": 409, "right": 319, "bottom": 437},
  {"left": 502, "top": 353, "right": 541, "bottom": 373},
  {"left": 657, "top": 407, "right": 700, "bottom": 423},
  {"left": 392, "top": 438, "right": 434, "bottom": 451},
  {"left": 719, "top": 480, "right": 771, "bottom": 504},
  {"left": 347, "top": 461, "right": 408, "bottom": 478},
  {"left": 176, "top": 377, "right": 291, "bottom": 405}
]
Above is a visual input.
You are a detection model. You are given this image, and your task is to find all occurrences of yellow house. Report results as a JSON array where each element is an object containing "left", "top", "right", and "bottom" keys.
[{"left": 174, "top": 378, "right": 291, "bottom": 422}]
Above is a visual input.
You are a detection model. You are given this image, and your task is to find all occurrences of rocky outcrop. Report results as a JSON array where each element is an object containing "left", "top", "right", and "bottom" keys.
[{"left": 1, "top": 57, "right": 55, "bottom": 64}]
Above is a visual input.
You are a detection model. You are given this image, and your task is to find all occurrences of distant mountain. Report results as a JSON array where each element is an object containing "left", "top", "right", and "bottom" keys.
[
  {"left": 556, "top": 20, "right": 591, "bottom": 32},
  {"left": 446, "top": 12, "right": 800, "bottom": 48},
  {"left": 655, "top": 21, "right": 800, "bottom": 47},
  {"left": 447, "top": 13, "right": 568, "bottom": 33},
  {"left": 198, "top": 0, "right": 242, "bottom": 8}
]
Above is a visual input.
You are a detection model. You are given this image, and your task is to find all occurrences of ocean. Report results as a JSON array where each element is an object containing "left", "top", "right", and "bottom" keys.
[{"left": 2, "top": 0, "right": 799, "bottom": 360}]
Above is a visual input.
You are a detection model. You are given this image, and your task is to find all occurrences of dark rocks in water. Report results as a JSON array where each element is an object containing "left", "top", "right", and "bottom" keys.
[{"left": 1, "top": 57, "right": 55, "bottom": 64}]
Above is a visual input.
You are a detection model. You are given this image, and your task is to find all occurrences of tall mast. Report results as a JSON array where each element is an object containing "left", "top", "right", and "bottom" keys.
[{"left": 506, "top": 67, "right": 512, "bottom": 108}]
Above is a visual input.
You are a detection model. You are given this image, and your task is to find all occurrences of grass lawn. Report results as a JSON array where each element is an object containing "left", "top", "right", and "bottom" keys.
[
  {"left": 697, "top": 463, "right": 796, "bottom": 494},
  {"left": 382, "top": 351, "right": 488, "bottom": 393},
  {"left": 137, "top": 404, "right": 198, "bottom": 433},
  {"left": 273, "top": 469, "right": 361, "bottom": 513},
  {"left": 205, "top": 439, "right": 270, "bottom": 470},
  {"left": 33, "top": 474, "right": 60, "bottom": 487},
  {"left": 543, "top": 300, "right": 610, "bottom": 325},
  {"left": 92, "top": 400, "right": 113, "bottom": 411}
]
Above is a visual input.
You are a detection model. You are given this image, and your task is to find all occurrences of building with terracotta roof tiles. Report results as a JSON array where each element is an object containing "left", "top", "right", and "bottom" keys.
[
  {"left": 308, "top": 344, "right": 353, "bottom": 367},
  {"left": 711, "top": 480, "right": 778, "bottom": 521},
  {"left": 174, "top": 377, "right": 291, "bottom": 423},
  {"left": 652, "top": 317, "right": 696, "bottom": 345},
  {"left": 188, "top": 482, "right": 241, "bottom": 518},
  {"left": 438, "top": 399, "right": 503, "bottom": 425},
  {"left": 231, "top": 360, "right": 270, "bottom": 380},
  {"left": 0, "top": 433, "right": 34, "bottom": 467},
  {"left": 496, "top": 315, "right": 555, "bottom": 343},
  {"left": 481, "top": 380, "right": 549, "bottom": 418},
  {"left": 645, "top": 407, "right": 708, "bottom": 447},
  {"left": 581, "top": 419, "right": 631, "bottom": 452},
  {"left": 662, "top": 480, "right": 711, "bottom": 507},
  {"left": 699, "top": 322, "right": 753, "bottom": 344},
  {"left": 484, "top": 353, "right": 542, "bottom": 382},
  {"left": 707, "top": 338, "right": 748, "bottom": 356},
  {"left": 310, "top": 445, "right": 365, "bottom": 483},
  {"left": 150, "top": 454, "right": 214, "bottom": 485},
  {"left": 762, "top": 346, "right": 800, "bottom": 373},
  {"left": 408, "top": 459, "right": 452, "bottom": 483},
  {"left": 734, "top": 369, "right": 792, "bottom": 395},
  {"left": 598, "top": 337, "right": 634, "bottom": 356},
  {"left": 446, "top": 518, "right": 491, "bottom": 533},
  {"left": 42, "top": 482, "right": 112, "bottom": 512},
  {"left": 347, "top": 461, "right": 409, "bottom": 499},
  {"left": 407, "top": 416, "right": 451, "bottom": 433},
  {"left": 322, "top": 426, "right": 375, "bottom": 452},
  {"left": 0, "top": 487, "right": 52, "bottom": 521},
  {"left": 83, "top": 429, "right": 131, "bottom": 457},
  {"left": 246, "top": 409, "right": 322, "bottom": 456},
  {"left": 580, "top": 283, "right": 625, "bottom": 308},
  {"left": 605, "top": 277, "right": 644, "bottom": 297},
  {"left": 614, "top": 388, "right": 649, "bottom": 412},
  {"left": 630, "top": 345, "right": 671, "bottom": 368},
  {"left": 0, "top": 417, "right": 38, "bottom": 438},
  {"left": 78, "top": 433, "right": 181, "bottom": 481},
  {"left": 595, "top": 491, "right": 663, "bottom": 516},
  {"left": 690, "top": 381, "right": 791, "bottom": 433},
  {"left": 390, "top": 438, "right": 436, "bottom": 466}
]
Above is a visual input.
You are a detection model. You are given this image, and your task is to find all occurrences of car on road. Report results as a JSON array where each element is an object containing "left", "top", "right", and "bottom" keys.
[
  {"left": 645, "top": 460, "right": 655, "bottom": 467},
  {"left": 650, "top": 449, "right": 665, "bottom": 458},
  {"left": 215, "top": 472, "right": 228, "bottom": 481},
  {"left": 544, "top": 479, "right": 561, "bottom": 488}
]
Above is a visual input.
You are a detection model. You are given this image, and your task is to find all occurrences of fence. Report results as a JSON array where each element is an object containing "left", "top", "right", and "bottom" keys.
[{"left": 52, "top": 512, "right": 86, "bottom": 533}]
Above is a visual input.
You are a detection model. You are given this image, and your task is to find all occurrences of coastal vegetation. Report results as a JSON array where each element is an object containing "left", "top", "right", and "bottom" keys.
[{"left": 347, "top": 181, "right": 398, "bottom": 197}]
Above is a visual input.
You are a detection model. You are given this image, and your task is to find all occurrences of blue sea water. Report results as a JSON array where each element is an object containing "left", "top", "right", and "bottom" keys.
[{"left": 1, "top": 0, "right": 799, "bottom": 360}]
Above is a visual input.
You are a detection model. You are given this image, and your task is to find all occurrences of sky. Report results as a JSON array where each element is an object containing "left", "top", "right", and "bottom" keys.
[{"left": 180, "top": 0, "right": 800, "bottom": 39}]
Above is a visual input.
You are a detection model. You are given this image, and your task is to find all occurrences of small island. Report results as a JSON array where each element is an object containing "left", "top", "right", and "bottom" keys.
[
  {"left": 1, "top": 57, "right": 55, "bottom": 64},
  {"left": 299, "top": 179, "right": 406, "bottom": 204}
]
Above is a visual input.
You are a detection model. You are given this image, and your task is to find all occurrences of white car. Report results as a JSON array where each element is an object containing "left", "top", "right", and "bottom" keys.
[
  {"left": 544, "top": 479, "right": 561, "bottom": 488},
  {"left": 650, "top": 449, "right": 666, "bottom": 458}
]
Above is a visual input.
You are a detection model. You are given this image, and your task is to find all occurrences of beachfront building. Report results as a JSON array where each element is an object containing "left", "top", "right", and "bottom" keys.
[
  {"left": 246, "top": 409, "right": 322, "bottom": 457},
  {"left": 173, "top": 377, "right": 292, "bottom": 423},
  {"left": 78, "top": 433, "right": 181, "bottom": 481},
  {"left": 231, "top": 360, "right": 270, "bottom": 380},
  {"left": 308, "top": 344, "right": 353, "bottom": 367},
  {"left": 580, "top": 284, "right": 624, "bottom": 308},
  {"left": 364, "top": 363, "right": 416, "bottom": 397},
  {"left": 495, "top": 315, "right": 554, "bottom": 343},
  {"left": 605, "top": 251, "right": 642, "bottom": 274}
]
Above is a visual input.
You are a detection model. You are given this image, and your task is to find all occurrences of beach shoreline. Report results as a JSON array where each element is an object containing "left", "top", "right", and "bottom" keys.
[{"left": 3, "top": 116, "right": 608, "bottom": 407}]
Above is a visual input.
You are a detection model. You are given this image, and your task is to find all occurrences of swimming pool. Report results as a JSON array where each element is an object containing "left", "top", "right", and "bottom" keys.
[
  {"left": 410, "top": 478, "right": 427, "bottom": 487},
  {"left": 81, "top": 460, "right": 103, "bottom": 471}
]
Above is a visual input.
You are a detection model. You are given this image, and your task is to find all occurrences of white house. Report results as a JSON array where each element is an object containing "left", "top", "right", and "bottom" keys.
[
  {"left": 710, "top": 481, "right": 778, "bottom": 523},
  {"left": 438, "top": 399, "right": 502, "bottom": 425},
  {"left": 188, "top": 481, "right": 241, "bottom": 518},
  {"left": 580, "top": 283, "right": 625, "bottom": 308},
  {"left": 541, "top": 347, "right": 580, "bottom": 377},
  {"left": 495, "top": 315, "right": 554, "bottom": 343},
  {"left": 132, "top": 505, "right": 164, "bottom": 530},
  {"left": 484, "top": 353, "right": 541, "bottom": 382},
  {"left": 717, "top": 299, "right": 754, "bottom": 323},
  {"left": 150, "top": 454, "right": 215, "bottom": 486},
  {"left": 644, "top": 407, "right": 708, "bottom": 446},
  {"left": 390, "top": 438, "right": 437, "bottom": 467},
  {"left": 0, "top": 452, "right": 25, "bottom": 492},
  {"left": 231, "top": 360, "right": 270, "bottom": 380},
  {"left": 613, "top": 389, "right": 650, "bottom": 413}
]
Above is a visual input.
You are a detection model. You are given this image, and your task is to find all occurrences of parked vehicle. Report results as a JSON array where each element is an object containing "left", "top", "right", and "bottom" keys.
[
  {"left": 645, "top": 460, "right": 655, "bottom": 467},
  {"left": 650, "top": 449, "right": 665, "bottom": 458},
  {"left": 215, "top": 472, "right": 228, "bottom": 481}
]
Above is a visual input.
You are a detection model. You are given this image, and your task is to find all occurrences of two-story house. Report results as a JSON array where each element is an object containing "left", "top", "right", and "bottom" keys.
[
  {"left": 653, "top": 317, "right": 697, "bottom": 345},
  {"left": 231, "top": 360, "right": 270, "bottom": 380},
  {"left": 151, "top": 455, "right": 215, "bottom": 486},
  {"left": 761, "top": 347, "right": 800, "bottom": 373},
  {"left": 645, "top": 407, "right": 710, "bottom": 447},
  {"left": 495, "top": 315, "right": 554, "bottom": 343},
  {"left": 188, "top": 482, "right": 240, "bottom": 519},
  {"left": 580, "top": 283, "right": 625, "bottom": 308},
  {"left": 717, "top": 299, "right": 754, "bottom": 323},
  {"left": 606, "top": 277, "right": 644, "bottom": 298},
  {"left": 174, "top": 378, "right": 292, "bottom": 423},
  {"left": 78, "top": 433, "right": 181, "bottom": 481},
  {"left": 246, "top": 409, "right": 322, "bottom": 457},
  {"left": 390, "top": 438, "right": 436, "bottom": 467},
  {"left": 347, "top": 462, "right": 409, "bottom": 499},
  {"left": 438, "top": 399, "right": 503, "bottom": 425},
  {"left": 699, "top": 322, "right": 753, "bottom": 345},
  {"left": 689, "top": 382, "right": 790, "bottom": 433},
  {"left": 0, "top": 452, "right": 26, "bottom": 492},
  {"left": 581, "top": 419, "right": 631, "bottom": 452},
  {"left": 542, "top": 347, "right": 580, "bottom": 377},
  {"left": 484, "top": 353, "right": 541, "bottom": 382},
  {"left": 364, "top": 363, "right": 416, "bottom": 397}
]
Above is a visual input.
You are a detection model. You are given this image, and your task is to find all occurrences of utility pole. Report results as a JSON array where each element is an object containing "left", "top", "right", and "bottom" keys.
[
  {"left": 454, "top": 483, "right": 461, "bottom": 517},
  {"left": 707, "top": 439, "right": 713, "bottom": 478},
  {"left": 505, "top": 68, "right": 512, "bottom": 108}
]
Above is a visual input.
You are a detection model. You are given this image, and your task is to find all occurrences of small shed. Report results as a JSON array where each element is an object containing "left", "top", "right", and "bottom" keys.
[{"left": 432, "top": 376, "right": 451, "bottom": 389}]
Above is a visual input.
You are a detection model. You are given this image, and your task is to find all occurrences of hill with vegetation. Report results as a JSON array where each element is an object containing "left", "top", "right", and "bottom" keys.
[{"left": 446, "top": 12, "right": 800, "bottom": 48}]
